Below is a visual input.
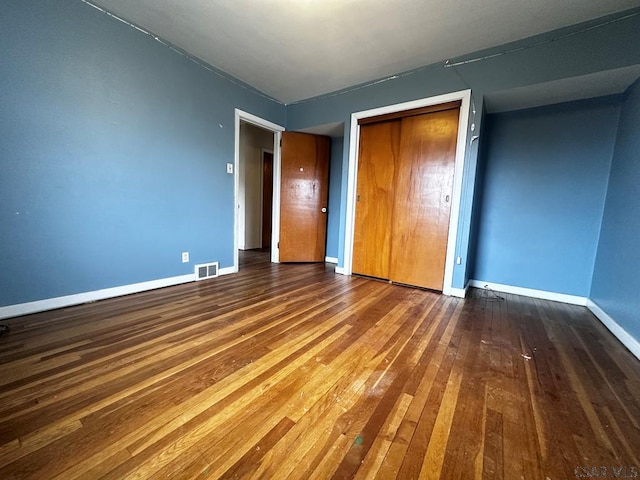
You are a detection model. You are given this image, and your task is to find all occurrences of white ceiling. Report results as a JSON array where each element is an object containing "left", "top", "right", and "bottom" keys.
[{"left": 91, "top": 0, "right": 639, "bottom": 104}]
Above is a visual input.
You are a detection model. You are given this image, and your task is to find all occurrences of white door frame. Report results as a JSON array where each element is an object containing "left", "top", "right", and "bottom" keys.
[
  {"left": 234, "top": 109, "right": 284, "bottom": 272},
  {"left": 342, "top": 89, "right": 471, "bottom": 296}
]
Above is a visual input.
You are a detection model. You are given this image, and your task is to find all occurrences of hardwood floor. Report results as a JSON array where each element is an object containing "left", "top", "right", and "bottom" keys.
[{"left": 1, "top": 251, "right": 639, "bottom": 479}]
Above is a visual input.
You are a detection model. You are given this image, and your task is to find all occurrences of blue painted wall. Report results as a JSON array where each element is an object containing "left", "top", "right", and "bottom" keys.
[
  {"left": 286, "top": 8, "right": 640, "bottom": 289},
  {"left": 325, "top": 137, "right": 344, "bottom": 260},
  {"left": 472, "top": 97, "right": 621, "bottom": 296},
  {"left": 2, "top": 1, "right": 640, "bottom": 311},
  {"left": 0, "top": 0, "right": 284, "bottom": 306},
  {"left": 591, "top": 79, "right": 640, "bottom": 340}
]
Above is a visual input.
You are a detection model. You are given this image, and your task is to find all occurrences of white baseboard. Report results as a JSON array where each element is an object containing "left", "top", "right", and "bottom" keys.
[
  {"left": 587, "top": 300, "right": 640, "bottom": 361},
  {"left": 0, "top": 264, "right": 242, "bottom": 320},
  {"left": 325, "top": 256, "right": 338, "bottom": 264},
  {"left": 466, "top": 281, "right": 640, "bottom": 359},
  {"left": 468, "top": 280, "right": 588, "bottom": 306},
  {"left": 219, "top": 266, "right": 236, "bottom": 276},
  {"left": 0, "top": 273, "right": 197, "bottom": 320},
  {"left": 448, "top": 284, "right": 468, "bottom": 298},
  {"left": 335, "top": 266, "right": 347, "bottom": 275}
]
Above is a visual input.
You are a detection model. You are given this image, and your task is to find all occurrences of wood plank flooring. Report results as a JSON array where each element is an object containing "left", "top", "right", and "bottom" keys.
[{"left": 1, "top": 250, "right": 639, "bottom": 479}]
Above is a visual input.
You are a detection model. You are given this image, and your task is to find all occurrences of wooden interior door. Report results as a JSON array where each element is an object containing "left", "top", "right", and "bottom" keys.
[
  {"left": 261, "top": 151, "right": 273, "bottom": 249},
  {"left": 279, "top": 132, "right": 330, "bottom": 262},
  {"left": 389, "top": 108, "right": 459, "bottom": 290},
  {"left": 352, "top": 120, "right": 401, "bottom": 279}
]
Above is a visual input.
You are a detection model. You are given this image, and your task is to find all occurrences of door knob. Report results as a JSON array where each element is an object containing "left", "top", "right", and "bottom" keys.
[{"left": 321, "top": 207, "right": 327, "bottom": 213}]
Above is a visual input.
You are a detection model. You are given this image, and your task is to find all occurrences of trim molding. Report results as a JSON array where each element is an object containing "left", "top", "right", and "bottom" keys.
[
  {"left": 218, "top": 266, "right": 236, "bottom": 276},
  {"left": 325, "top": 256, "right": 338, "bottom": 264},
  {"left": 587, "top": 300, "right": 640, "bottom": 361},
  {"left": 449, "top": 283, "right": 468, "bottom": 299},
  {"left": 0, "top": 274, "right": 194, "bottom": 320},
  {"left": 0, "top": 266, "right": 239, "bottom": 320},
  {"left": 468, "top": 280, "right": 588, "bottom": 306},
  {"left": 335, "top": 266, "right": 347, "bottom": 275}
]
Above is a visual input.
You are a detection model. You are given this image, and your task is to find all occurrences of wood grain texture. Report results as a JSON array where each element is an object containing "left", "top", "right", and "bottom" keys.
[
  {"left": 352, "top": 120, "right": 401, "bottom": 279},
  {"left": 1, "top": 251, "right": 639, "bottom": 479},
  {"left": 357, "top": 100, "right": 462, "bottom": 126},
  {"left": 389, "top": 108, "right": 459, "bottom": 290},
  {"left": 279, "top": 132, "right": 330, "bottom": 262}
]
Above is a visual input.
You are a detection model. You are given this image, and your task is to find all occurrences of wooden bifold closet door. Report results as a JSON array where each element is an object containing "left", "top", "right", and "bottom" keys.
[
  {"left": 352, "top": 105, "right": 460, "bottom": 291},
  {"left": 352, "top": 120, "right": 401, "bottom": 280}
]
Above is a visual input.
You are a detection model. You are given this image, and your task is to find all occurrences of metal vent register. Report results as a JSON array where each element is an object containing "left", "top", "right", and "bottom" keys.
[{"left": 195, "top": 262, "right": 219, "bottom": 281}]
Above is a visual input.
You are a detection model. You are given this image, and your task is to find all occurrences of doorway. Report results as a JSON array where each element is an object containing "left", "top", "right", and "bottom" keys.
[
  {"left": 353, "top": 104, "right": 461, "bottom": 291},
  {"left": 238, "top": 121, "right": 273, "bottom": 253},
  {"left": 234, "top": 110, "right": 284, "bottom": 272},
  {"left": 343, "top": 90, "right": 472, "bottom": 296}
]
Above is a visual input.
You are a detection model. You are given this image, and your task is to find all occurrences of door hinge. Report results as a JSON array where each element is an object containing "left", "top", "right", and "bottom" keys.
[{"left": 279, "top": 138, "right": 282, "bottom": 147}]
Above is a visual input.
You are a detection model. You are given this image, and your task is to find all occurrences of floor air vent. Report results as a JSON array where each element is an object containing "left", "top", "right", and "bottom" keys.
[{"left": 195, "top": 262, "right": 219, "bottom": 281}]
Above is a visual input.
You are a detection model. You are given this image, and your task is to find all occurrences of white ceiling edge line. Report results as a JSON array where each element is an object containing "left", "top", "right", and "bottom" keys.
[
  {"left": 290, "top": 9, "right": 640, "bottom": 107},
  {"left": 79, "top": 0, "right": 284, "bottom": 105},
  {"left": 287, "top": 74, "right": 404, "bottom": 106},
  {"left": 444, "top": 9, "right": 640, "bottom": 68},
  {"left": 233, "top": 109, "right": 285, "bottom": 272},
  {"left": 342, "top": 89, "right": 472, "bottom": 297}
]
